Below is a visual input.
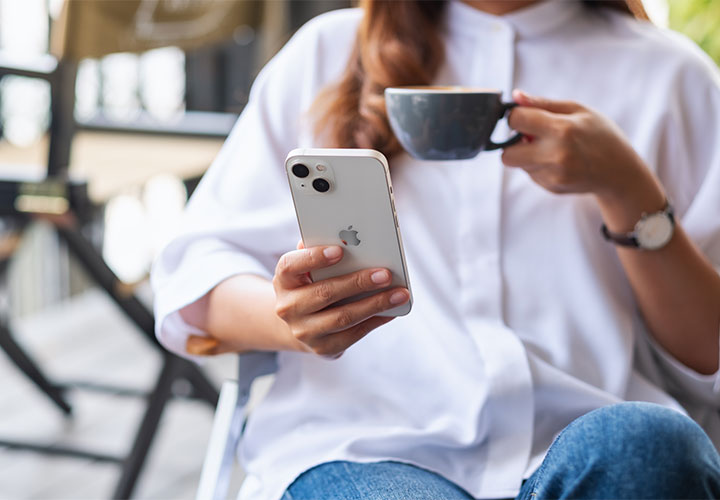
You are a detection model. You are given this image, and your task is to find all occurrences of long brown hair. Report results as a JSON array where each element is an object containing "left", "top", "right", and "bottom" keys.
[{"left": 312, "top": 0, "right": 648, "bottom": 160}]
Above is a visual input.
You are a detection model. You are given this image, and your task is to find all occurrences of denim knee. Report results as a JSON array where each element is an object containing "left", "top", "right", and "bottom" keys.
[
  {"left": 524, "top": 402, "right": 720, "bottom": 499},
  {"left": 571, "top": 402, "right": 714, "bottom": 468}
]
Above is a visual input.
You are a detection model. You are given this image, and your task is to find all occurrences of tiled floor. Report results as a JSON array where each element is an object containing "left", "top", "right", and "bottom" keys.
[{"left": 0, "top": 288, "right": 248, "bottom": 499}]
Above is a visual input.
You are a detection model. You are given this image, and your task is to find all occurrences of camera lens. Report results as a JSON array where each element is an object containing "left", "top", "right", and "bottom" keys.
[
  {"left": 313, "top": 178, "right": 330, "bottom": 193},
  {"left": 292, "top": 164, "right": 309, "bottom": 178}
]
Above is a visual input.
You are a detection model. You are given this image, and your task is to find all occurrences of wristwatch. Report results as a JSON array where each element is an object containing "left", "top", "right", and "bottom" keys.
[{"left": 601, "top": 201, "right": 675, "bottom": 250}]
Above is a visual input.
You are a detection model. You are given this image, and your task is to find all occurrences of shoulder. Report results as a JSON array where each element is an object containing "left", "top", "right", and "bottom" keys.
[
  {"left": 237, "top": 8, "right": 363, "bottom": 147},
  {"left": 252, "top": 8, "right": 362, "bottom": 99},
  {"left": 294, "top": 7, "right": 364, "bottom": 47},
  {"left": 590, "top": 12, "right": 720, "bottom": 213},
  {"left": 590, "top": 9, "right": 720, "bottom": 89},
  {"left": 272, "top": 8, "right": 363, "bottom": 74}
]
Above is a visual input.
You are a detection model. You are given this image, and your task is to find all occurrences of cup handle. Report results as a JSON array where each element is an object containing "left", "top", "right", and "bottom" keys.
[{"left": 484, "top": 102, "right": 523, "bottom": 151}]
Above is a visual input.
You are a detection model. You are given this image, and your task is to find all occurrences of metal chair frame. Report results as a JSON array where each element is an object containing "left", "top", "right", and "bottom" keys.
[
  {"left": 196, "top": 352, "right": 278, "bottom": 500},
  {"left": 0, "top": 50, "right": 234, "bottom": 499}
]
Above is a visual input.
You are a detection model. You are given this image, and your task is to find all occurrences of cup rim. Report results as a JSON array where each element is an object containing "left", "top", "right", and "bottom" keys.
[{"left": 384, "top": 86, "right": 502, "bottom": 95}]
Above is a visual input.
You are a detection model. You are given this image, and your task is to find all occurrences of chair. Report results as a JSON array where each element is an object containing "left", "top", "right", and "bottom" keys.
[
  {"left": 197, "top": 352, "right": 278, "bottom": 500},
  {"left": 0, "top": 1, "right": 261, "bottom": 497}
]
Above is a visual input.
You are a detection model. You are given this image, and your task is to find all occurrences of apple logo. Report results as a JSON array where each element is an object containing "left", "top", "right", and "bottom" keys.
[{"left": 339, "top": 225, "right": 360, "bottom": 246}]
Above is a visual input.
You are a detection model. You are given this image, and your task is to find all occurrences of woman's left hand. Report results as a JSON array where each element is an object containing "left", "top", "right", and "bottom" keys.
[{"left": 503, "top": 89, "right": 663, "bottom": 206}]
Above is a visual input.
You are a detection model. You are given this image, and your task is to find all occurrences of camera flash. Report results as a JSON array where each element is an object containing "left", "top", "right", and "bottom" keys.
[{"left": 316, "top": 164, "right": 326, "bottom": 172}]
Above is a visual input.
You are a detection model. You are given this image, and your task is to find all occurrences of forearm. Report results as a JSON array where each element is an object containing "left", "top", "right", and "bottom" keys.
[
  {"left": 504, "top": 91, "right": 720, "bottom": 374},
  {"left": 179, "top": 274, "right": 305, "bottom": 355},
  {"left": 596, "top": 176, "right": 720, "bottom": 375}
]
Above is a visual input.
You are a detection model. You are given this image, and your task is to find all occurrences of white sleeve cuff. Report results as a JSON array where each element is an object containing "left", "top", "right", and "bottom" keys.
[
  {"left": 158, "top": 311, "right": 211, "bottom": 364},
  {"left": 152, "top": 245, "right": 274, "bottom": 361},
  {"left": 644, "top": 324, "right": 720, "bottom": 408}
]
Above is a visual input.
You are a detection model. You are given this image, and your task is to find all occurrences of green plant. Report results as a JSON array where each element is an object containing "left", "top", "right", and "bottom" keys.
[{"left": 668, "top": 0, "right": 720, "bottom": 65}]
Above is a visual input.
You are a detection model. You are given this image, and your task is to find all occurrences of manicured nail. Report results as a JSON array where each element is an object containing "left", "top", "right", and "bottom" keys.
[
  {"left": 323, "top": 246, "right": 342, "bottom": 260},
  {"left": 371, "top": 270, "right": 390, "bottom": 284},
  {"left": 389, "top": 290, "right": 408, "bottom": 305}
]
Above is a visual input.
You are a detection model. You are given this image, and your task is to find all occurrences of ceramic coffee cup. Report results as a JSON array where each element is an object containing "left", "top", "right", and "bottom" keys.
[{"left": 384, "top": 86, "right": 522, "bottom": 160}]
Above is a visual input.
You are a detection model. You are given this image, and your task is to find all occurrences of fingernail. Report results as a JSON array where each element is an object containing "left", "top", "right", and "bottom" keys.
[
  {"left": 323, "top": 246, "right": 342, "bottom": 260},
  {"left": 513, "top": 89, "right": 533, "bottom": 104},
  {"left": 389, "top": 290, "right": 408, "bottom": 305},
  {"left": 371, "top": 270, "right": 390, "bottom": 284}
]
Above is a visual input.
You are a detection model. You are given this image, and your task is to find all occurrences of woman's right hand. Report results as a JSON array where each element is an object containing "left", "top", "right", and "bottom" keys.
[{"left": 273, "top": 244, "right": 410, "bottom": 359}]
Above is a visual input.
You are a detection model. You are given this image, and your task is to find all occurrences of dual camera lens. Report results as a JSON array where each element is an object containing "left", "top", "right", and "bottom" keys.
[
  {"left": 292, "top": 163, "right": 330, "bottom": 193},
  {"left": 291, "top": 164, "right": 309, "bottom": 178}
]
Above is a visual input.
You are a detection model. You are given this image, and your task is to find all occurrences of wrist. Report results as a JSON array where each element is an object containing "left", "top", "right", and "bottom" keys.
[
  {"left": 594, "top": 169, "right": 666, "bottom": 233},
  {"left": 276, "top": 316, "right": 312, "bottom": 353}
]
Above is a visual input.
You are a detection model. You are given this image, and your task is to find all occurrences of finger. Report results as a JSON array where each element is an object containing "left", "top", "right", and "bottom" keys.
[
  {"left": 319, "top": 350, "right": 345, "bottom": 360},
  {"left": 315, "top": 316, "right": 395, "bottom": 359},
  {"left": 501, "top": 132, "right": 563, "bottom": 170},
  {"left": 512, "top": 89, "right": 581, "bottom": 114},
  {"left": 507, "top": 106, "right": 556, "bottom": 137},
  {"left": 294, "top": 241, "right": 313, "bottom": 284},
  {"left": 275, "top": 246, "right": 343, "bottom": 289},
  {"left": 304, "top": 287, "right": 410, "bottom": 334},
  {"left": 291, "top": 267, "right": 394, "bottom": 315},
  {"left": 501, "top": 142, "right": 537, "bottom": 167}
]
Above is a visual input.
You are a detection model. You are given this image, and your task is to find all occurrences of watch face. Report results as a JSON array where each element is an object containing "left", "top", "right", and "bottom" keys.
[{"left": 636, "top": 213, "right": 673, "bottom": 250}]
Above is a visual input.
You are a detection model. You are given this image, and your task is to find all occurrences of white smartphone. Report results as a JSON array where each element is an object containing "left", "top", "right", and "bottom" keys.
[{"left": 285, "top": 148, "right": 412, "bottom": 316}]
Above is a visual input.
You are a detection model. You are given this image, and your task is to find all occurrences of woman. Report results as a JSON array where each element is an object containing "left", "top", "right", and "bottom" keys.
[{"left": 151, "top": 0, "right": 720, "bottom": 498}]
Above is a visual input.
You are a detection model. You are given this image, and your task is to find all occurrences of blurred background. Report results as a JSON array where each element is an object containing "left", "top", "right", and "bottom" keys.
[{"left": 0, "top": 0, "right": 716, "bottom": 499}]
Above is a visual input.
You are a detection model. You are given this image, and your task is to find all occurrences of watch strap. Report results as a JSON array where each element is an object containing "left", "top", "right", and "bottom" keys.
[
  {"left": 601, "top": 224, "right": 639, "bottom": 247},
  {"left": 600, "top": 201, "right": 674, "bottom": 248}
]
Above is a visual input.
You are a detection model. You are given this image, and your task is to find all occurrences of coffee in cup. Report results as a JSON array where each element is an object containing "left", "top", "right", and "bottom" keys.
[{"left": 384, "top": 86, "right": 522, "bottom": 160}]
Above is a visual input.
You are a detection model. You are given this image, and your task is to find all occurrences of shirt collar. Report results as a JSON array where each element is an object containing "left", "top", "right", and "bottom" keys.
[{"left": 444, "top": 0, "right": 584, "bottom": 39}]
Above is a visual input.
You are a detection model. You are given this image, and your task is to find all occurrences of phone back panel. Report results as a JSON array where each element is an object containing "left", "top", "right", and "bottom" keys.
[{"left": 285, "top": 148, "right": 411, "bottom": 316}]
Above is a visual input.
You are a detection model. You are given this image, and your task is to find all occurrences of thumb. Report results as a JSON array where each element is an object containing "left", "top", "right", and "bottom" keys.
[{"left": 512, "top": 89, "right": 581, "bottom": 114}]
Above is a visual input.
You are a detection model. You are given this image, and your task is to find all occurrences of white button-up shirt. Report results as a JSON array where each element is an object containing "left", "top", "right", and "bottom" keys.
[{"left": 151, "top": 1, "right": 720, "bottom": 499}]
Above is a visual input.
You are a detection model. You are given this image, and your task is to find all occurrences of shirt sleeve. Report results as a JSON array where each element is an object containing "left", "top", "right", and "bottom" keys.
[
  {"left": 638, "top": 41, "right": 720, "bottom": 405},
  {"left": 150, "top": 23, "right": 318, "bottom": 360},
  {"left": 637, "top": 321, "right": 720, "bottom": 409}
]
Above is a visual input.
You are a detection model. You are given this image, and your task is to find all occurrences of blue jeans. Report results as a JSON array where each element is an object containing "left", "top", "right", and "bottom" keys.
[{"left": 282, "top": 402, "right": 720, "bottom": 499}]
